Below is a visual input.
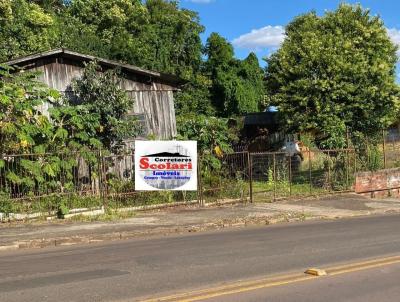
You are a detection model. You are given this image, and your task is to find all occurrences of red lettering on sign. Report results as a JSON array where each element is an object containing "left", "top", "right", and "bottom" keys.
[
  {"left": 139, "top": 157, "right": 193, "bottom": 170},
  {"left": 139, "top": 157, "right": 149, "bottom": 169}
]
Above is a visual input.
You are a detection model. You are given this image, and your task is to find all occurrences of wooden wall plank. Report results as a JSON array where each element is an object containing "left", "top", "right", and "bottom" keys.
[{"left": 19, "top": 55, "right": 177, "bottom": 139}]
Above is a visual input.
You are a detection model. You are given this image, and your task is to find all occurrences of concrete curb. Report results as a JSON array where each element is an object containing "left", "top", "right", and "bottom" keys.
[
  {"left": 0, "top": 244, "right": 19, "bottom": 252},
  {"left": 0, "top": 198, "right": 249, "bottom": 223},
  {"left": 0, "top": 213, "right": 315, "bottom": 253},
  {"left": 1, "top": 200, "right": 399, "bottom": 253}
]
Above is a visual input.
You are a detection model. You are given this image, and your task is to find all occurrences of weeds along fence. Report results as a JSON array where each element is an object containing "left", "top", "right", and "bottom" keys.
[
  {"left": 0, "top": 146, "right": 399, "bottom": 220},
  {"left": 0, "top": 150, "right": 251, "bottom": 219},
  {"left": 247, "top": 149, "right": 356, "bottom": 202}
]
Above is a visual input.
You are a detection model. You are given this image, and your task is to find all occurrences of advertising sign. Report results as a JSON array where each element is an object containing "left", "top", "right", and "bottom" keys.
[{"left": 135, "top": 141, "right": 197, "bottom": 191}]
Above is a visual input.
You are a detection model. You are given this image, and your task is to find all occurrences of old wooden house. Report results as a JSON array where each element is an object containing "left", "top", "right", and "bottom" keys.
[{"left": 3, "top": 48, "right": 182, "bottom": 140}]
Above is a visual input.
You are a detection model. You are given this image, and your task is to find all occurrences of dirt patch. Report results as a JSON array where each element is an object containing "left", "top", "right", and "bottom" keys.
[{"left": 282, "top": 194, "right": 374, "bottom": 211}]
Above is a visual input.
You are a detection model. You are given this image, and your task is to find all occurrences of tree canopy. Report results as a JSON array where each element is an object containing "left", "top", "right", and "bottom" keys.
[
  {"left": 0, "top": 0, "right": 264, "bottom": 122},
  {"left": 0, "top": 0, "right": 55, "bottom": 60},
  {"left": 265, "top": 4, "right": 400, "bottom": 148},
  {"left": 204, "top": 33, "right": 265, "bottom": 116}
]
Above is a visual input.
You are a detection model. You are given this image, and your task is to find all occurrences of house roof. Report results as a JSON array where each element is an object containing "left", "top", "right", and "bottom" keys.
[
  {"left": 244, "top": 112, "right": 280, "bottom": 126},
  {"left": 2, "top": 48, "right": 184, "bottom": 87}
]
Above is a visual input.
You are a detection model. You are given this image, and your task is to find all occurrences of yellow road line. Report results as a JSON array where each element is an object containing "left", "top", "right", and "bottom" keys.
[
  {"left": 173, "top": 276, "right": 312, "bottom": 302},
  {"left": 140, "top": 255, "right": 400, "bottom": 302},
  {"left": 327, "top": 255, "right": 400, "bottom": 276},
  {"left": 140, "top": 273, "right": 310, "bottom": 302}
]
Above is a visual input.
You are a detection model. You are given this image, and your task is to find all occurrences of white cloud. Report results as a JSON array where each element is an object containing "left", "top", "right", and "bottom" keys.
[
  {"left": 232, "top": 25, "right": 285, "bottom": 50},
  {"left": 387, "top": 28, "right": 400, "bottom": 45},
  {"left": 387, "top": 28, "right": 400, "bottom": 57},
  {"left": 387, "top": 28, "right": 400, "bottom": 54},
  {"left": 233, "top": 25, "right": 400, "bottom": 55}
]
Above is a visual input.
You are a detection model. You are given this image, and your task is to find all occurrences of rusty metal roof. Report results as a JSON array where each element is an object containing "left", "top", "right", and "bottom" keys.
[{"left": 2, "top": 48, "right": 184, "bottom": 87}]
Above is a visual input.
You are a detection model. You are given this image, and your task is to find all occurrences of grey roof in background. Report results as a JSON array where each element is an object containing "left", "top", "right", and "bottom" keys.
[{"left": 244, "top": 112, "right": 280, "bottom": 126}]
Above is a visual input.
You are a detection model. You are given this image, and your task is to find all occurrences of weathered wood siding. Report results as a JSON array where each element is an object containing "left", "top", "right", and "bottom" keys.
[{"left": 19, "top": 57, "right": 177, "bottom": 139}]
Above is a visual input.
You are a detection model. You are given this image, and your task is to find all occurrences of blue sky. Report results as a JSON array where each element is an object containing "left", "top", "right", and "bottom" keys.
[{"left": 179, "top": 0, "right": 400, "bottom": 71}]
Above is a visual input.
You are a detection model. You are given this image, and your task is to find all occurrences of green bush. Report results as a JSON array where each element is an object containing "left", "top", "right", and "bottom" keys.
[
  {"left": 0, "top": 193, "right": 13, "bottom": 218},
  {"left": 56, "top": 200, "right": 69, "bottom": 219}
]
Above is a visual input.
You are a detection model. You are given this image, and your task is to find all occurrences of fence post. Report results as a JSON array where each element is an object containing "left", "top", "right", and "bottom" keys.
[
  {"left": 346, "top": 149, "right": 350, "bottom": 189},
  {"left": 288, "top": 155, "right": 292, "bottom": 197},
  {"left": 366, "top": 139, "right": 370, "bottom": 169},
  {"left": 327, "top": 150, "right": 331, "bottom": 192},
  {"left": 309, "top": 149, "right": 312, "bottom": 195},
  {"left": 382, "top": 129, "right": 387, "bottom": 169},
  {"left": 273, "top": 153, "right": 276, "bottom": 202},
  {"left": 97, "top": 149, "right": 106, "bottom": 210},
  {"left": 247, "top": 152, "right": 253, "bottom": 203},
  {"left": 197, "top": 157, "right": 204, "bottom": 207},
  {"left": 354, "top": 149, "right": 357, "bottom": 175}
]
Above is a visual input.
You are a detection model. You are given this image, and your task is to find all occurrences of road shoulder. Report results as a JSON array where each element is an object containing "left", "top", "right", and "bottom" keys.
[{"left": 1, "top": 193, "right": 400, "bottom": 252}]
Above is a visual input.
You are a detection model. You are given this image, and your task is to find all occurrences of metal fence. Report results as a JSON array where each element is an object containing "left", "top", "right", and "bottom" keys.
[
  {"left": 246, "top": 149, "right": 356, "bottom": 202},
  {"left": 0, "top": 145, "right": 399, "bottom": 219}
]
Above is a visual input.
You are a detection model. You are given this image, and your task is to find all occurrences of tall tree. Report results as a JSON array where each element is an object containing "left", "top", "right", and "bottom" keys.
[
  {"left": 204, "top": 33, "right": 264, "bottom": 116},
  {"left": 60, "top": 0, "right": 204, "bottom": 79},
  {"left": 143, "top": 0, "right": 204, "bottom": 77},
  {"left": 62, "top": 0, "right": 147, "bottom": 61},
  {"left": 1, "top": 0, "right": 265, "bottom": 125},
  {"left": 266, "top": 4, "right": 399, "bottom": 148},
  {"left": 0, "top": 0, "right": 55, "bottom": 61},
  {"left": 204, "top": 32, "right": 235, "bottom": 75}
]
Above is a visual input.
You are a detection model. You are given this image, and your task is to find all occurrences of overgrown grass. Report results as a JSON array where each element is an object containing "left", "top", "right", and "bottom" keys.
[
  {"left": 67, "top": 210, "right": 137, "bottom": 222},
  {"left": 0, "top": 188, "right": 203, "bottom": 222},
  {"left": 252, "top": 181, "right": 327, "bottom": 201},
  {"left": 201, "top": 174, "right": 249, "bottom": 203}
]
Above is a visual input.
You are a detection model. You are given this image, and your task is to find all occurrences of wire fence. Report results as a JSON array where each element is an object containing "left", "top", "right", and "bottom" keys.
[
  {"left": 0, "top": 141, "right": 399, "bottom": 220},
  {"left": 247, "top": 149, "right": 356, "bottom": 202}
]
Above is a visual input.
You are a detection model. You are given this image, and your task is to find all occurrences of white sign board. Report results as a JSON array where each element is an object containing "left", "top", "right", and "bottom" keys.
[{"left": 135, "top": 141, "right": 197, "bottom": 191}]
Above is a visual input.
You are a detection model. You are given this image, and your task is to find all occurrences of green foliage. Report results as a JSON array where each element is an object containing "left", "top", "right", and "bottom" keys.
[
  {"left": 50, "top": 105, "right": 102, "bottom": 151},
  {"left": 0, "top": 0, "right": 55, "bottom": 61},
  {"left": 0, "top": 193, "right": 13, "bottom": 217},
  {"left": 360, "top": 145, "right": 384, "bottom": 171},
  {"left": 266, "top": 168, "right": 274, "bottom": 186},
  {"left": 174, "top": 73, "right": 215, "bottom": 116},
  {"left": 177, "top": 114, "right": 239, "bottom": 191},
  {"left": 0, "top": 66, "right": 59, "bottom": 154},
  {"left": 1, "top": 0, "right": 266, "bottom": 126},
  {"left": 0, "top": 62, "right": 138, "bottom": 199},
  {"left": 70, "top": 61, "right": 141, "bottom": 150},
  {"left": 204, "top": 32, "right": 235, "bottom": 72},
  {"left": 142, "top": 0, "right": 204, "bottom": 77},
  {"left": 177, "top": 115, "right": 237, "bottom": 155},
  {"left": 51, "top": 12, "right": 107, "bottom": 58},
  {"left": 56, "top": 197, "right": 69, "bottom": 219},
  {"left": 1, "top": 0, "right": 213, "bottom": 117},
  {"left": 299, "top": 133, "right": 317, "bottom": 150},
  {"left": 204, "top": 33, "right": 265, "bottom": 116},
  {"left": 60, "top": 0, "right": 204, "bottom": 79},
  {"left": 266, "top": 4, "right": 400, "bottom": 148}
]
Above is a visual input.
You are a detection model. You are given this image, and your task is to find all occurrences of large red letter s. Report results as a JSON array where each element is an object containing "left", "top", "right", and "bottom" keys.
[{"left": 139, "top": 157, "right": 149, "bottom": 169}]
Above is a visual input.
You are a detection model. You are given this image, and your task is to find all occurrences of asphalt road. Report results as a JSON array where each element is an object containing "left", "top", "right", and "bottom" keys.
[
  {"left": 206, "top": 262, "right": 400, "bottom": 302},
  {"left": 1, "top": 214, "right": 400, "bottom": 302}
]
